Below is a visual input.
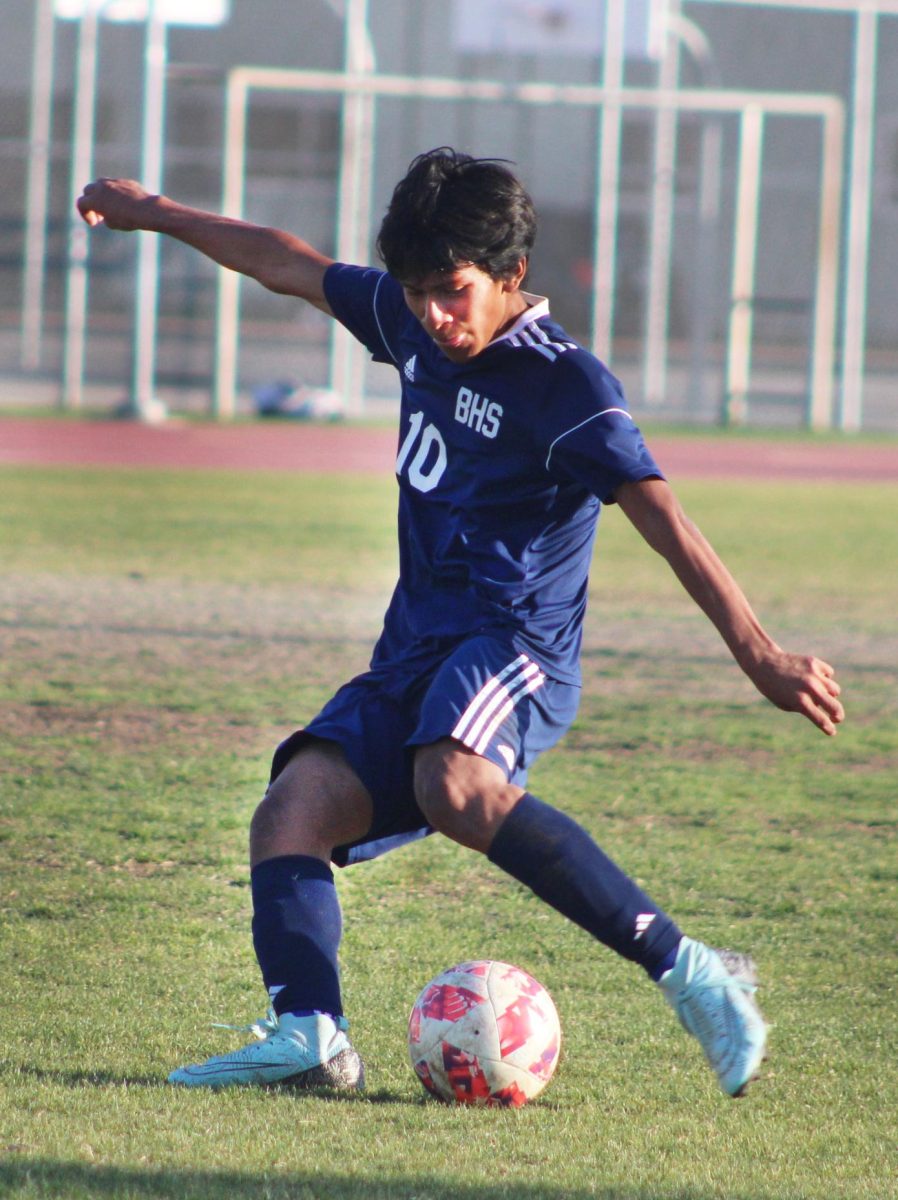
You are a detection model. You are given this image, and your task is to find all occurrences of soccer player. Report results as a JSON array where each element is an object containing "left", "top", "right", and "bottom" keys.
[{"left": 77, "top": 149, "right": 844, "bottom": 1098}]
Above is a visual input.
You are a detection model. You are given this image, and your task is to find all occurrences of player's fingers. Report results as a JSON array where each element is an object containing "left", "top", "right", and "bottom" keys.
[
  {"left": 818, "top": 693, "right": 845, "bottom": 727},
  {"left": 812, "top": 657, "right": 839, "bottom": 686},
  {"left": 77, "top": 204, "right": 102, "bottom": 226},
  {"left": 801, "top": 698, "right": 837, "bottom": 736},
  {"left": 800, "top": 688, "right": 843, "bottom": 735},
  {"left": 77, "top": 180, "right": 104, "bottom": 218},
  {"left": 808, "top": 668, "right": 845, "bottom": 719}
]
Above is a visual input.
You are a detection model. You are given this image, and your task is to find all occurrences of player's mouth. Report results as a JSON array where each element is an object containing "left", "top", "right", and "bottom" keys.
[{"left": 433, "top": 331, "right": 471, "bottom": 358}]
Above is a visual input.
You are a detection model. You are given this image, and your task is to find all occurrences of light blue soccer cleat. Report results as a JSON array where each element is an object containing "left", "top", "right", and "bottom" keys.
[
  {"left": 658, "top": 936, "right": 768, "bottom": 1097},
  {"left": 168, "top": 1008, "right": 365, "bottom": 1090}
]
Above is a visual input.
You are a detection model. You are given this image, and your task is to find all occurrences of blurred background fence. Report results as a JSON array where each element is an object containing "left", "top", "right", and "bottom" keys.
[{"left": 2, "top": 0, "right": 897, "bottom": 431}]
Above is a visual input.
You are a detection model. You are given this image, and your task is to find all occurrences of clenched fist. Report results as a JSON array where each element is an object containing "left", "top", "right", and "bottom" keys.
[{"left": 76, "top": 178, "right": 158, "bottom": 231}]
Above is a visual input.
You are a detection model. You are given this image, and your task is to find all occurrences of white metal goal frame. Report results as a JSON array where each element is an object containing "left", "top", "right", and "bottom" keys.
[
  {"left": 214, "top": 65, "right": 844, "bottom": 429},
  {"left": 690, "top": 0, "right": 898, "bottom": 432}
]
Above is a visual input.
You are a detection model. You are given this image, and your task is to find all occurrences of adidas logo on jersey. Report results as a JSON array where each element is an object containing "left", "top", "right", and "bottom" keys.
[{"left": 404, "top": 355, "right": 417, "bottom": 382}]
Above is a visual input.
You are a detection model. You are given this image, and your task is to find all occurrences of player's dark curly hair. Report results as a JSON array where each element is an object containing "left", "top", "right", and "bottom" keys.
[{"left": 376, "top": 147, "right": 537, "bottom": 283}]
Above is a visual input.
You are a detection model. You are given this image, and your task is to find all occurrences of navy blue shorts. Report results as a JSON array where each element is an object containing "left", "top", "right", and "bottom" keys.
[{"left": 269, "top": 635, "right": 580, "bottom": 867}]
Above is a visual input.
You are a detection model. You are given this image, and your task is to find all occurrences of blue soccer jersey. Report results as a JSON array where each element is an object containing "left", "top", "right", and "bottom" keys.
[{"left": 323, "top": 264, "right": 663, "bottom": 686}]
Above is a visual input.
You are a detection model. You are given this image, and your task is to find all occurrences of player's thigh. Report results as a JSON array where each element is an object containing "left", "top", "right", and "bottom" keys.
[
  {"left": 251, "top": 739, "right": 374, "bottom": 865},
  {"left": 413, "top": 738, "right": 523, "bottom": 852},
  {"left": 264, "top": 674, "right": 426, "bottom": 867}
]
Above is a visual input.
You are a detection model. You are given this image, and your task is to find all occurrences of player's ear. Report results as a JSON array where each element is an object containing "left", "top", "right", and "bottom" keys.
[{"left": 502, "top": 258, "right": 528, "bottom": 293}]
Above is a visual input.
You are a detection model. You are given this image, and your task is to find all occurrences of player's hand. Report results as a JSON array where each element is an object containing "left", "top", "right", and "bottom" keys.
[
  {"left": 747, "top": 650, "right": 844, "bottom": 736},
  {"left": 76, "top": 178, "right": 156, "bottom": 231}
]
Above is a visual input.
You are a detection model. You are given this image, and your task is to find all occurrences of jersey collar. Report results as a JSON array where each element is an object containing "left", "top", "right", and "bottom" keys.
[{"left": 488, "top": 292, "right": 550, "bottom": 349}]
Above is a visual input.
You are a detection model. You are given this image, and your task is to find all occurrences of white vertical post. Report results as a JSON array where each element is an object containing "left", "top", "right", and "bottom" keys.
[
  {"left": 808, "top": 104, "right": 844, "bottom": 430},
  {"left": 840, "top": 7, "right": 878, "bottom": 432},
  {"left": 644, "top": 0, "right": 682, "bottom": 408},
  {"left": 591, "top": 0, "right": 626, "bottom": 362},
  {"left": 687, "top": 115, "right": 723, "bottom": 415},
  {"left": 214, "top": 70, "right": 248, "bottom": 419},
  {"left": 131, "top": 0, "right": 168, "bottom": 419},
  {"left": 21, "top": 0, "right": 56, "bottom": 371},
  {"left": 725, "top": 104, "right": 764, "bottom": 425},
  {"left": 330, "top": 0, "right": 375, "bottom": 415},
  {"left": 62, "top": 5, "right": 101, "bottom": 410}
]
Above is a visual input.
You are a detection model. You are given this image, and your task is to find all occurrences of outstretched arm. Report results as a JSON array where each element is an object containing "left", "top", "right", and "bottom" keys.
[
  {"left": 76, "top": 178, "right": 334, "bottom": 313},
  {"left": 615, "top": 476, "right": 844, "bottom": 736}
]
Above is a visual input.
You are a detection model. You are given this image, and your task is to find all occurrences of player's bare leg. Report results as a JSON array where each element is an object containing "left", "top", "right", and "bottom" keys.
[
  {"left": 413, "top": 739, "right": 523, "bottom": 852},
  {"left": 169, "top": 743, "right": 371, "bottom": 1090},
  {"left": 250, "top": 740, "right": 373, "bottom": 865}
]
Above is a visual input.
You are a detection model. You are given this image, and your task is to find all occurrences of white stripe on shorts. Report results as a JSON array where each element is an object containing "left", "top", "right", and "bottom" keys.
[{"left": 451, "top": 654, "right": 547, "bottom": 758}]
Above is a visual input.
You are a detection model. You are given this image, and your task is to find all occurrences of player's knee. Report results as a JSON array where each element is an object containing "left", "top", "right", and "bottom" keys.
[
  {"left": 414, "top": 757, "right": 469, "bottom": 834},
  {"left": 249, "top": 781, "right": 292, "bottom": 844},
  {"left": 413, "top": 741, "right": 519, "bottom": 852},
  {"left": 250, "top": 744, "right": 373, "bottom": 863}
]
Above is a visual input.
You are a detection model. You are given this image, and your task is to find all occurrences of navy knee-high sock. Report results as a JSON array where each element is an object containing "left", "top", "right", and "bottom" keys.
[
  {"left": 487, "top": 793, "right": 682, "bottom": 978},
  {"left": 250, "top": 854, "right": 343, "bottom": 1017}
]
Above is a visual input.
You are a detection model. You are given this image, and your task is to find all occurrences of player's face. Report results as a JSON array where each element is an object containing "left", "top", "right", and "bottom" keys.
[{"left": 401, "top": 261, "right": 528, "bottom": 362}]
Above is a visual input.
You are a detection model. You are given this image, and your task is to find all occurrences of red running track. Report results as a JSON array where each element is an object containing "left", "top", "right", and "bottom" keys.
[{"left": 1, "top": 417, "right": 896, "bottom": 482}]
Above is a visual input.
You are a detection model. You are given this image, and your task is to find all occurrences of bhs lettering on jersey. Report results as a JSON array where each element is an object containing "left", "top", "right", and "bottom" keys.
[{"left": 455, "top": 387, "right": 502, "bottom": 439}]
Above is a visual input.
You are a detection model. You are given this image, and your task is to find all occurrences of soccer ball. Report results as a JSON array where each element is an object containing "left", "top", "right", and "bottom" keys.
[{"left": 407, "top": 960, "right": 561, "bottom": 1107}]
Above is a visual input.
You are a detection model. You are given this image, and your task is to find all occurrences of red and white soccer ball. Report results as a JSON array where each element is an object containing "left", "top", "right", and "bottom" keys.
[{"left": 407, "top": 960, "right": 561, "bottom": 1108}]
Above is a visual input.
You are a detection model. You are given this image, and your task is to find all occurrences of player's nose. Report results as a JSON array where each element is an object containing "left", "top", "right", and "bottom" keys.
[{"left": 423, "top": 296, "right": 449, "bottom": 329}]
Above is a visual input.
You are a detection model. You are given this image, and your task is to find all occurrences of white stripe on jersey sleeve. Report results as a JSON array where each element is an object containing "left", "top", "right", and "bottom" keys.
[
  {"left": 544, "top": 407, "right": 631, "bottom": 471},
  {"left": 530, "top": 324, "right": 578, "bottom": 353},
  {"left": 372, "top": 273, "right": 399, "bottom": 363},
  {"left": 512, "top": 323, "right": 578, "bottom": 362},
  {"left": 520, "top": 329, "right": 558, "bottom": 361}
]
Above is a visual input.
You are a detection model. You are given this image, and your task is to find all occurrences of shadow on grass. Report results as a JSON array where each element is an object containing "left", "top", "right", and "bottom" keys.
[
  {"left": 0, "top": 1159, "right": 795, "bottom": 1200},
  {"left": 13, "top": 1065, "right": 166, "bottom": 1089},
  {"left": 12, "top": 1064, "right": 406, "bottom": 1104}
]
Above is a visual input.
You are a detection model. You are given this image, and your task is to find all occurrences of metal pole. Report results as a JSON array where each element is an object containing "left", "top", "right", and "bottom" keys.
[
  {"left": 62, "top": 5, "right": 101, "bottom": 410},
  {"left": 131, "top": 0, "right": 168, "bottom": 420},
  {"left": 644, "top": 0, "right": 683, "bottom": 408},
  {"left": 840, "top": 7, "right": 878, "bottom": 432},
  {"left": 591, "top": 0, "right": 626, "bottom": 362},
  {"left": 330, "top": 0, "right": 375, "bottom": 415},
  {"left": 689, "top": 0, "right": 898, "bottom": 14},
  {"left": 214, "top": 71, "right": 249, "bottom": 419},
  {"left": 21, "top": 0, "right": 56, "bottom": 372},
  {"left": 724, "top": 104, "right": 764, "bottom": 425},
  {"left": 688, "top": 114, "right": 723, "bottom": 417},
  {"left": 808, "top": 103, "right": 844, "bottom": 430}
]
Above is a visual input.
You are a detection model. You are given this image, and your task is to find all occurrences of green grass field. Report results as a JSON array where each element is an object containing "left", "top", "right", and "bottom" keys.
[{"left": 1, "top": 464, "right": 895, "bottom": 1200}]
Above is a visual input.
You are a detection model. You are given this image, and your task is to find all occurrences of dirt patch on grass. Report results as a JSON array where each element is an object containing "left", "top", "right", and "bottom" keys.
[
  {"left": 2, "top": 699, "right": 265, "bottom": 758},
  {"left": 0, "top": 573, "right": 385, "bottom": 792},
  {"left": 3, "top": 566, "right": 895, "bottom": 784}
]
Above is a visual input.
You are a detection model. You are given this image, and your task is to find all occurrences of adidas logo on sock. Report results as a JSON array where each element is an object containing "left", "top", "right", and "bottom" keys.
[{"left": 634, "top": 913, "right": 656, "bottom": 940}]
